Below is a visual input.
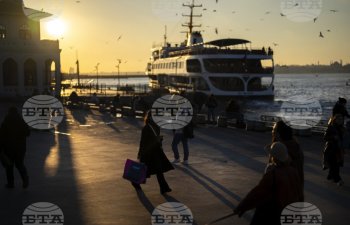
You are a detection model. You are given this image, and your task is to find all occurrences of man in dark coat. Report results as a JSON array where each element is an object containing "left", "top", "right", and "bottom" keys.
[
  {"left": 206, "top": 94, "right": 218, "bottom": 124},
  {"left": 0, "top": 106, "right": 30, "bottom": 188},
  {"left": 333, "top": 97, "right": 350, "bottom": 118},
  {"left": 135, "top": 111, "right": 174, "bottom": 194}
]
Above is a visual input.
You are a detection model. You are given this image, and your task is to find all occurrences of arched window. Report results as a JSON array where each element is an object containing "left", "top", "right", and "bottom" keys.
[
  {"left": 24, "top": 59, "right": 37, "bottom": 86},
  {"left": 0, "top": 25, "right": 6, "bottom": 39},
  {"left": 19, "top": 24, "right": 31, "bottom": 40},
  {"left": 3, "top": 58, "right": 18, "bottom": 86}
]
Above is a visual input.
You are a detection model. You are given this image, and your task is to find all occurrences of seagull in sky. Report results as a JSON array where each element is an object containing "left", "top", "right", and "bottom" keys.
[
  {"left": 327, "top": 29, "right": 331, "bottom": 32},
  {"left": 280, "top": 13, "right": 286, "bottom": 17},
  {"left": 117, "top": 35, "right": 122, "bottom": 41},
  {"left": 265, "top": 11, "right": 271, "bottom": 14},
  {"left": 273, "top": 42, "right": 279, "bottom": 46},
  {"left": 215, "top": 28, "right": 218, "bottom": 35},
  {"left": 213, "top": 10, "right": 217, "bottom": 12},
  {"left": 319, "top": 32, "right": 324, "bottom": 38},
  {"left": 294, "top": 3, "right": 299, "bottom": 7},
  {"left": 330, "top": 9, "right": 339, "bottom": 13},
  {"left": 232, "top": 11, "right": 236, "bottom": 13},
  {"left": 203, "top": 8, "right": 207, "bottom": 11},
  {"left": 313, "top": 17, "right": 318, "bottom": 23}
]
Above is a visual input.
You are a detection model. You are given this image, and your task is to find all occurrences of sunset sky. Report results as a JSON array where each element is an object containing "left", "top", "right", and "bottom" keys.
[{"left": 23, "top": 0, "right": 350, "bottom": 74}]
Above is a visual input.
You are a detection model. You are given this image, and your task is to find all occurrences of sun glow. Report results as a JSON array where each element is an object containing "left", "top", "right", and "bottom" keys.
[{"left": 45, "top": 19, "right": 66, "bottom": 38}]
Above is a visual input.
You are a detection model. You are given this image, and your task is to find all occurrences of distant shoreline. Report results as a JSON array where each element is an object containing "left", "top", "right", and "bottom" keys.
[
  {"left": 274, "top": 64, "right": 350, "bottom": 74},
  {"left": 61, "top": 64, "right": 350, "bottom": 80}
]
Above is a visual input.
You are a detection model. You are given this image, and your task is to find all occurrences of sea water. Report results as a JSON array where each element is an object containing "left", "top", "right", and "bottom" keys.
[{"left": 70, "top": 73, "right": 350, "bottom": 121}]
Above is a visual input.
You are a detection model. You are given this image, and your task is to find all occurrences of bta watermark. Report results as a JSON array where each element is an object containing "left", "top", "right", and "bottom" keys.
[
  {"left": 22, "top": 95, "right": 64, "bottom": 130},
  {"left": 152, "top": 202, "right": 193, "bottom": 225},
  {"left": 151, "top": 95, "right": 193, "bottom": 130},
  {"left": 280, "top": 96, "right": 322, "bottom": 130},
  {"left": 22, "top": 202, "right": 64, "bottom": 225},
  {"left": 281, "top": 202, "right": 322, "bottom": 225},
  {"left": 280, "top": 0, "right": 323, "bottom": 22}
]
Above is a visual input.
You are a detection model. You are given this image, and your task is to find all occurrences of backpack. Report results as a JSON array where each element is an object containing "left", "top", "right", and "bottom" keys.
[{"left": 183, "top": 122, "right": 194, "bottom": 139}]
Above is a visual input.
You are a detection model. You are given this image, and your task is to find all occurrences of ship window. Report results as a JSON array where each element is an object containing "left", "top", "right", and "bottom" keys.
[
  {"left": 19, "top": 24, "right": 31, "bottom": 40},
  {"left": 0, "top": 25, "right": 6, "bottom": 39},
  {"left": 203, "top": 58, "right": 273, "bottom": 74},
  {"left": 186, "top": 59, "right": 201, "bottom": 73},
  {"left": 209, "top": 77, "right": 244, "bottom": 91},
  {"left": 247, "top": 77, "right": 273, "bottom": 91},
  {"left": 192, "top": 77, "right": 209, "bottom": 91},
  {"left": 204, "top": 59, "right": 245, "bottom": 73},
  {"left": 260, "top": 59, "right": 274, "bottom": 73}
]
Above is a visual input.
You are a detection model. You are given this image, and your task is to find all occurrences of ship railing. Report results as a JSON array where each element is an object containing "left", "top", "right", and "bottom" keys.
[{"left": 168, "top": 47, "right": 273, "bottom": 57}]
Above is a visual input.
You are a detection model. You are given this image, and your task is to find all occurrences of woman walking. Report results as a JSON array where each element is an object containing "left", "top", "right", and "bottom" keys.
[
  {"left": 234, "top": 142, "right": 303, "bottom": 225},
  {"left": 133, "top": 111, "right": 174, "bottom": 194},
  {"left": 270, "top": 121, "right": 304, "bottom": 189},
  {"left": 323, "top": 114, "right": 345, "bottom": 186}
]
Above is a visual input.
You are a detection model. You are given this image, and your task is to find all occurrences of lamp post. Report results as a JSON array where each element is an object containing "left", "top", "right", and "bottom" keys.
[
  {"left": 95, "top": 63, "right": 100, "bottom": 91},
  {"left": 116, "top": 59, "right": 122, "bottom": 89}
]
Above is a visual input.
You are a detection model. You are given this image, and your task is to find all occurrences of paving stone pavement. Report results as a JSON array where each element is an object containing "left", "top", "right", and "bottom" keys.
[{"left": 0, "top": 105, "right": 349, "bottom": 225}]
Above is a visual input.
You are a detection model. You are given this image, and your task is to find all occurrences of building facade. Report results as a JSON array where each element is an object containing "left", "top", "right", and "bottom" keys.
[{"left": 0, "top": 0, "right": 61, "bottom": 97}]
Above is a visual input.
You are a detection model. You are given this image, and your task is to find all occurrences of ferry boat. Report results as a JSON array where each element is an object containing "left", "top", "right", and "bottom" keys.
[{"left": 146, "top": 0, "right": 275, "bottom": 98}]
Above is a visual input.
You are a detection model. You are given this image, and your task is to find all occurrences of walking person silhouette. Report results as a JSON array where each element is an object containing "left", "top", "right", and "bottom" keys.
[
  {"left": 0, "top": 106, "right": 30, "bottom": 189},
  {"left": 132, "top": 111, "right": 174, "bottom": 194}
]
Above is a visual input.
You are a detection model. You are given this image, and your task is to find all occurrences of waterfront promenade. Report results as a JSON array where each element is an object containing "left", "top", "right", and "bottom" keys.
[{"left": 0, "top": 104, "right": 349, "bottom": 225}]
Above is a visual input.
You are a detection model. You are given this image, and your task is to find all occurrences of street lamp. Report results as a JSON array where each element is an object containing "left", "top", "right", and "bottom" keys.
[
  {"left": 95, "top": 63, "right": 100, "bottom": 91},
  {"left": 116, "top": 59, "right": 122, "bottom": 88}
]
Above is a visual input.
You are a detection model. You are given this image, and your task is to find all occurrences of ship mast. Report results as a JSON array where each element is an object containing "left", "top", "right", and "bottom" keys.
[
  {"left": 182, "top": 0, "right": 202, "bottom": 35},
  {"left": 163, "top": 25, "right": 167, "bottom": 47}
]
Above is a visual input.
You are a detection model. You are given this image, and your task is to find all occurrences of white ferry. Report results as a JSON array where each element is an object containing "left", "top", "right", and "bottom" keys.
[{"left": 146, "top": 0, "right": 275, "bottom": 98}]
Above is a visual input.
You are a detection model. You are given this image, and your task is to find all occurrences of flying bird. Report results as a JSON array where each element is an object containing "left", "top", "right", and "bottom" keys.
[
  {"left": 117, "top": 35, "right": 122, "bottom": 41},
  {"left": 232, "top": 11, "right": 236, "bottom": 14},
  {"left": 294, "top": 3, "right": 299, "bottom": 7},
  {"left": 327, "top": 29, "right": 331, "bottom": 32},
  {"left": 280, "top": 13, "right": 286, "bottom": 17},
  {"left": 313, "top": 17, "right": 318, "bottom": 23},
  {"left": 330, "top": 9, "right": 338, "bottom": 13},
  {"left": 215, "top": 28, "right": 218, "bottom": 35},
  {"left": 319, "top": 32, "right": 324, "bottom": 38},
  {"left": 213, "top": 10, "right": 217, "bottom": 12},
  {"left": 273, "top": 42, "right": 279, "bottom": 46},
  {"left": 203, "top": 8, "right": 207, "bottom": 11},
  {"left": 265, "top": 11, "right": 270, "bottom": 14}
]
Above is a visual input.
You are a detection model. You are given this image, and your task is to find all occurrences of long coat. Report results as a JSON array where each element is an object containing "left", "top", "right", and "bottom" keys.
[
  {"left": 235, "top": 165, "right": 303, "bottom": 225},
  {"left": 0, "top": 111, "right": 30, "bottom": 159},
  {"left": 138, "top": 122, "right": 174, "bottom": 177},
  {"left": 323, "top": 124, "right": 344, "bottom": 167},
  {"left": 283, "top": 140, "right": 304, "bottom": 189}
]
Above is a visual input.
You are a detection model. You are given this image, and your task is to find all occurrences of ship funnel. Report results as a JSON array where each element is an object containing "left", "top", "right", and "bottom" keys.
[{"left": 187, "top": 31, "right": 203, "bottom": 46}]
